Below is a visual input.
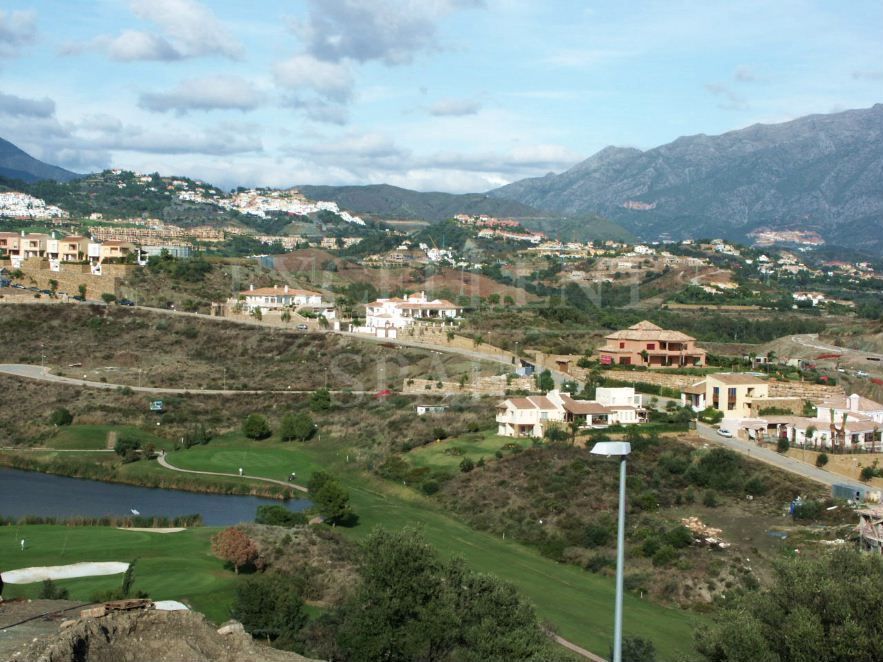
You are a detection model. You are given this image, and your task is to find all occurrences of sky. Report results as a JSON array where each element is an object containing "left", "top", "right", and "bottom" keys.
[{"left": 1, "top": 0, "right": 881, "bottom": 192}]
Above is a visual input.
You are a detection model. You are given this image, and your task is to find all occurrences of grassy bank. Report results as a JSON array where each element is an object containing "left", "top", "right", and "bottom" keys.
[
  {"left": 162, "top": 434, "right": 702, "bottom": 660},
  {"left": 0, "top": 526, "right": 234, "bottom": 622}
]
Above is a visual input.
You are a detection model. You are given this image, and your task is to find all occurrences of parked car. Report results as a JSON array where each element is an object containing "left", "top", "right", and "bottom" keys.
[
  {"left": 716, "top": 428, "right": 734, "bottom": 438},
  {"left": 118, "top": 298, "right": 135, "bottom": 306},
  {"left": 72, "top": 295, "right": 85, "bottom": 302},
  {"left": 296, "top": 323, "right": 308, "bottom": 331}
]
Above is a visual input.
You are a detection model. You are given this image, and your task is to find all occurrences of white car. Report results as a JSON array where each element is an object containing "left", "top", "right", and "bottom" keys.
[{"left": 716, "top": 428, "right": 734, "bottom": 438}]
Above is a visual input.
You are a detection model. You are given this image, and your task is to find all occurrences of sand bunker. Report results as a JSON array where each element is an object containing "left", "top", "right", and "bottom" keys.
[
  {"left": 154, "top": 600, "right": 189, "bottom": 611},
  {"left": 116, "top": 527, "right": 185, "bottom": 533},
  {"left": 2, "top": 561, "right": 129, "bottom": 584}
]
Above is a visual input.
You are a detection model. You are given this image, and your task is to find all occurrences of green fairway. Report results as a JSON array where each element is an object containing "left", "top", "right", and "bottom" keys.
[
  {"left": 406, "top": 429, "right": 534, "bottom": 470},
  {"left": 165, "top": 435, "right": 703, "bottom": 660},
  {"left": 45, "top": 425, "right": 172, "bottom": 451},
  {"left": 0, "top": 526, "right": 235, "bottom": 622}
]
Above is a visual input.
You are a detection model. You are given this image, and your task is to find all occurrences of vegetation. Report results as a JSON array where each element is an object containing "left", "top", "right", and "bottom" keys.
[
  {"left": 308, "top": 471, "right": 353, "bottom": 525},
  {"left": 305, "top": 527, "right": 564, "bottom": 662},
  {"left": 254, "top": 505, "right": 307, "bottom": 527},
  {"left": 279, "top": 411, "right": 316, "bottom": 442},
  {"left": 211, "top": 526, "right": 260, "bottom": 574},
  {"left": 242, "top": 414, "right": 271, "bottom": 440},
  {"left": 695, "top": 549, "right": 883, "bottom": 662},
  {"left": 49, "top": 407, "right": 73, "bottom": 426},
  {"left": 232, "top": 574, "right": 308, "bottom": 648}
]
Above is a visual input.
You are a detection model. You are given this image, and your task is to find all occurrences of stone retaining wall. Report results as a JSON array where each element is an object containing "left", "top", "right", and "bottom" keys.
[{"left": 402, "top": 375, "right": 533, "bottom": 397}]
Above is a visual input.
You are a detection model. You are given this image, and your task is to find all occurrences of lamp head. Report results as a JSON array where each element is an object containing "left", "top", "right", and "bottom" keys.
[{"left": 590, "top": 441, "right": 631, "bottom": 457}]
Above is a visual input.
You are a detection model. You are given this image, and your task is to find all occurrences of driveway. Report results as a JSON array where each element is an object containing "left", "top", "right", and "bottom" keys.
[{"left": 696, "top": 422, "right": 865, "bottom": 491}]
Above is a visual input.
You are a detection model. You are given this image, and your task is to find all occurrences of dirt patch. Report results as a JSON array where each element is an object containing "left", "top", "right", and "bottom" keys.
[{"left": 17, "top": 608, "right": 320, "bottom": 662}]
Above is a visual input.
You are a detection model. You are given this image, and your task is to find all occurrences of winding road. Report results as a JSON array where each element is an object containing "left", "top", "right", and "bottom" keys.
[{"left": 791, "top": 334, "right": 883, "bottom": 361}]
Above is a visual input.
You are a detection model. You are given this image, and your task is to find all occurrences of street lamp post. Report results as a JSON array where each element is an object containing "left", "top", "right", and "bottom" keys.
[{"left": 591, "top": 441, "right": 632, "bottom": 662}]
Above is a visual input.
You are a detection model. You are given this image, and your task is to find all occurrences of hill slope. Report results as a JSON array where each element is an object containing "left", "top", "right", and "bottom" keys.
[
  {"left": 490, "top": 104, "right": 883, "bottom": 253},
  {"left": 0, "top": 137, "right": 79, "bottom": 183},
  {"left": 297, "top": 183, "right": 541, "bottom": 221}
]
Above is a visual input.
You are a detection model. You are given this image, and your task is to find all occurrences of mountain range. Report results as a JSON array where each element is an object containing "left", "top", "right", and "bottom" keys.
[
  {"left": 490, "top": 104, "right": 883, "bottom": 253},
  {"left": 2, "top": 103, "right": 882, "bottom": 253},
  {"left": 0, "top": 137, "right": 79, "bottom": 183}
]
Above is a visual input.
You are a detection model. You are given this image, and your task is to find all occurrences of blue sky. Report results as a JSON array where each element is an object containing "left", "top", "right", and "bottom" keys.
[{"left": 1, "top": 0, "right": 881, "bottom": 192}]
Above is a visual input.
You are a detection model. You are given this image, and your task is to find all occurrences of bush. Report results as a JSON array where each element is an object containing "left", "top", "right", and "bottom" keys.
[
  {"left": 309, "top": 388, "right": 331, "bottom": 411},
  {"left": 420, "top": 480, "right": 440, "bottom": 495},
  {"left": 816, "top": 452, "right": 829, "bottom": 468},
  {"left": 652, "top": 544, "right": 677, "bottom": 567},
  {"left": 861, "top": 466, "right": 877, "bottom": 482},
  {"left": 459, "top": 457, "right": 475, "bottom": 473},
  {"left": 38, "top": 578, "right": 69, "bottom": 600},
  {"left": 242, "top": 413, "right": 271, "bottom": 440},
  {"left": 255, "top": 505, "right": 307, "bottom": 527},
  {"left": 744, "top": 474, "right": 767, "bottom": 496},
  {"left": 702, "top": 490, "right": 719, "bottom": 507},
  {"left": 49, "top": 407, "right": 73, "bottom": 426},
  {"left": 279, "top": 412, "right": 315, "bottom": 442},
  {"left": 792, "top": 499, "right": 823, "bottom": 520},
  {"left": 584, "top": 516, "right": 614, "bottom": 548},
  {"left": 776, "top": 437, "right": 790, "bottom": 453},
  {"left": 113, "top": 437, "right": 141, "bottom": 457}
]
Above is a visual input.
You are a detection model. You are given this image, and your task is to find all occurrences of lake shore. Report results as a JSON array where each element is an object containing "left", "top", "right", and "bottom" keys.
[{"left": 0, "top": 451, "right": 293, "bottom": 500}]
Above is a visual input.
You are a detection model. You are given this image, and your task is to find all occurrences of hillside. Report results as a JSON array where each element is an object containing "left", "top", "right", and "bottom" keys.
[
  {"left": 0, "top": 137, "right": 79, "bottom": 183},
  {"left": 297, "top": 183, "right": 541, "bottom": 222},
  {"left": 490, "top": 104, "right": 883, "bottom": 254}
]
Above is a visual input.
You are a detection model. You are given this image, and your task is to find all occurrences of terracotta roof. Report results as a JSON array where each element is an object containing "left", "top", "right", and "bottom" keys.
[
  {"left": 242, "top": 286, "right": 321, "bottom": 297},
  {"left": 399, "top": 300, "right": 458, "bottom": 310},
  {"left": 528, "top": 396, "right": 556, "bottom": 409},
  {"left": 708, "top": 373, "right": 766, "bottom": 386},
  {"left": 604, "top": 320, "right": 696, "bottom": 342},
  {"left": 817, "top": 394, "right": 883, "bottom": 412},
  {"left": 682, "top": 381, "right": 706, "bottom": 395},
  {"left": 501, "top": 397, "right": 538, "bottom": 409},
  {"left": 559, "top": 394, "right": 610, "bottom": 415}
]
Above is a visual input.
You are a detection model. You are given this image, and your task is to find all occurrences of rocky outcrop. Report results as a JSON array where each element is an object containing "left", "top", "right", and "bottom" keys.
[{"left": 16, "top": 609, "right": 320, "bottom": 662}]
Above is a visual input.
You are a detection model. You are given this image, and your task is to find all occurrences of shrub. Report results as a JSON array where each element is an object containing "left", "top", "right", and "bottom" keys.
[
  {"left": 39, "top": 579, "right": 69, "bottom": 600},
  {"left": 420, "top": 480, "right": 440, "bottom": 495},
  {"left": 309, "top": 388, "right": 331, "bottom": 411},
  {"left": 776, "top": 437, "right": 790, "bottom": 453},
  {"left": 861, "top": 466, "right": 877, "bottom": 482},
  {"left": 744, "top": 474, "right": 767, "bottom": 496},
  {"left": 816, "top": 452, "right": 829, "bottom": 468},
  {"left": 242, "top": 413, "right": 271, "bottom": 440},
  {"left": 255, "top": 505, "right": 307, "bottom": 527},
  {"left": 584, "top": 516, "right": 614, "bottom": 548},
  {"left": 459, "top": 457, "right": 475, "bottom": 473},
  {"left": 113, "top": 437, "right": 141, "bottom": 457},
  {"left": 792, "top": 500, "right": 823, "bottom": 520},
  {"left": 702, "top": 490, "right": 719, "bottom": 507},
  {"left": 49, "top": 407, "right": 73, "bottom": 426},
  {"left": 279, "top": 412, "right": 315, "bottom": 442},
  {"left": 652, "top": 544, "right": 677, "bottom": 567},
  {"left": 664, "top": 525, "right": 694, "bottom": 549}
]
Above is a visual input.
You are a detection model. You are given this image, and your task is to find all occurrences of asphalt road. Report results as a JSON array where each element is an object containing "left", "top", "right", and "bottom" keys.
[{"left": 696, "top": 422, "right": 865, "bottom": 491}]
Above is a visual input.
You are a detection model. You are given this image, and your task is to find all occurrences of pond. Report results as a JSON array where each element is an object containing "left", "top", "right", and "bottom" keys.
[{"left": 0, "top": 468, "right": 310, "bottom": 526}]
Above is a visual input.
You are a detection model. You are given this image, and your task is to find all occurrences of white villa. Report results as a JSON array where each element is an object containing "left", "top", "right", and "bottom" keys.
[
  {"left": 365, "top": 291, "right": 461, "bottom": 330},
  {"left": 234, "top": 285, "right": 328, "bottom": 314},
  {"left": 496, "top": 388, "right": 645, "bottom": 438}
]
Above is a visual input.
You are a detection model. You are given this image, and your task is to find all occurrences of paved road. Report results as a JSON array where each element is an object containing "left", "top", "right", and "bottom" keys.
[
  {"left": 696, "top": 422, "right": 865, "bottom": 491},
  {"left": 791, "top": 334, "right": 883, "bottom": 361},
  {"left": 157, "top": 451, "right": 308, "bottom": 494},
  {"left": 0, "top": 364, "right": 372, "bottom": 395},
  {"left": 551, "top": 634, "right": 606, "bottom": 662}
]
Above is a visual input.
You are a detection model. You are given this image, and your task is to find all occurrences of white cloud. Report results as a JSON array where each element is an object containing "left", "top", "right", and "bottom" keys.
[
  {"left": 0, "top": 91, "right": 55, "bottom": 118},
  {"left": 296, "top": 0, "right": 483, "bottom": 65},
  {"left": 704, "top": 83, "right": 748, "bottom": 111},
  {"left": 852, "top": 69, "right": 883, "bottom": 81},
  {"left": 428, "top": 98, "right": 481, "bottom": 116},
  {"left": 274, "top": 54, "right": 354, "bottom": 102},
  {"left": 139, "top": 75, "right": 265, "bottom": 114},
  {"left": 0, "top": 9, "right": 36, "bottom": 58},
  {"left": 63, "top": 0, "right": 243, "bottom": 61},
  {"left": 541, "top": 48, "right": 632, "bottom": 68}
]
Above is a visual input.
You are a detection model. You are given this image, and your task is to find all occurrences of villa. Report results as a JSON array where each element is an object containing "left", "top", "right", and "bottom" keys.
[
  {"left": 597, "top": 320, "right": 706, "bottom": 367},
  {"left": 365, "top": 291, "right": 461, "bottom": 330}
]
